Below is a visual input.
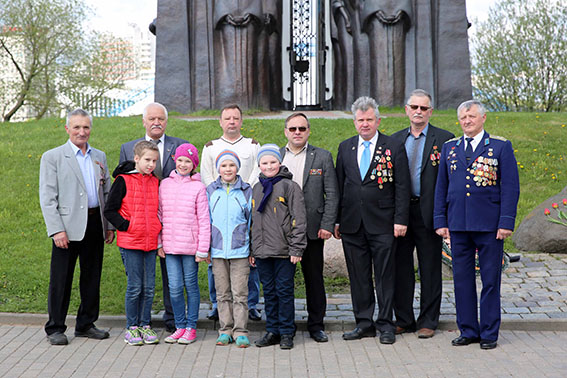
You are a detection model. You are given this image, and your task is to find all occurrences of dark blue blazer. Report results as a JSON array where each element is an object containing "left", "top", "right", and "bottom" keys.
[
  {"left": 119, "top": 135, "right": 188, "bottom": 178},
  {"left": 433, "top": 132, "right": 520, "bottom": 232}
]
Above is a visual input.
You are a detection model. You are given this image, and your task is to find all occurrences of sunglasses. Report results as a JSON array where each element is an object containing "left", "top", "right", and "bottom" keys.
[
  {"left": 407, "top": 104, "right": 431, "bottom": 111},
  {"left": 287, "top": 126, "right": 308, "bottom": 132}
]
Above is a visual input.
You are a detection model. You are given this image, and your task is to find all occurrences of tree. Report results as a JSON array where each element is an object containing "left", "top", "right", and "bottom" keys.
[
  {"left": 0, "top": 0, "right": 134, "bottom": 122},
  {"left": 472, "top": 0, "right": 567, "bottom": 112}
]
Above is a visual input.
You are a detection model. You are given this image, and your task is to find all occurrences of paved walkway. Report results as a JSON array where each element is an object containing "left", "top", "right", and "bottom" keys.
[
  {"left": 1, "top": 252, "right": 567, "bottom": 377},
  {"left": 1, "top": 326, "right": 566, "bottom": 377}
]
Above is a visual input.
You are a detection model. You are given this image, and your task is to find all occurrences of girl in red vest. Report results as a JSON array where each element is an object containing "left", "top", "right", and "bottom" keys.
[{"left": 105, "top": 141, "right": 162, "bottom": 346}]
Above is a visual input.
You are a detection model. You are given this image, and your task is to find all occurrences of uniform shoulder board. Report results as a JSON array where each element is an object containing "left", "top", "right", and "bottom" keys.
[
  {"left": 491, "top": 135, "right": 508, "bottom": 142},
  {"left": 444, "top": 137, "right": 459, "bottom": 144},
  {"left": 251, "top": 139, "right": 259, "bottom": 145},
  {"left": 205, "top": 140, "right": 213, "bottom": 147}
]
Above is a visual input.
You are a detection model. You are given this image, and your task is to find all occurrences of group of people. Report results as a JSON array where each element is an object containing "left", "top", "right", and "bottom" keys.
[{"left": 39, "top": 89, "right": 519, "bottom": 351}]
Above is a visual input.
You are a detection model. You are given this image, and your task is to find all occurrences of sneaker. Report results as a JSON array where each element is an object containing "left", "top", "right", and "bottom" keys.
[
  {"left": 165, "top": 328, "right": 186, "bottom": 344},
  {"left": 124, "top": 326, "right": 143, "bottom": 346},
  {"left": 216, "top": 333, "right": 233, "bottom": 346},
  {"left": 235, "top": 335, "right": 250, "bottom": 348},
  {"left": 140, "top": 325, "right": 159, "bottom": 344},
  {"left": 179, "top": 328, "right": 197, "bottom": 344}
]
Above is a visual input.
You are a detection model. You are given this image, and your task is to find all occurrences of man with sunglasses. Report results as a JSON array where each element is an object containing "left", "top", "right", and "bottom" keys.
[
  {"left": 391, "top": 89, "right": 454, "bottom": 339},
  {"left": 279, "top": 113, "right": 339, "bottom": 343}
]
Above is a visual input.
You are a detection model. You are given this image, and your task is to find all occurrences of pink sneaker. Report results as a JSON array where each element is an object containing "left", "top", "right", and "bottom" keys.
[
  {"left": 179, "top": 328, "right": 196, "bottom": 344},
  {"left": 164, "top": 328, "right": 185, "bottom": 344}
]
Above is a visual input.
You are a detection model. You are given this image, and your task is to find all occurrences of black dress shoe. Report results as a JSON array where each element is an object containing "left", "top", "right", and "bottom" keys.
[
  {"left": 248, "top": 308, "right": 261, "bottom": 321},
  {"left": 207, "top": 308, "right": 219, "bottom": 321},
  {"left": 47, "top": 332, "right": 68, "bottom": 345},
  {"left": 255, "top": 332, "right": 280, "bottom": 347},
  {"left": 309, "top": 330, "right": 329, "bottom": 343},
  {"left": 451, "top": 336, "right": 481, "bottom": 346},
  {"left": 280, "top": 334, "right": 294, "bottom": 350},
  {"left": 480, "top": 340, "right": 497, "bottom": 350},
  {"left": 379, "top": 331, "right": 395, "bottom": 344},
  {"left": 342, "top": 327, "right": 376, "bottom": 341},
  {"left": 74, "top": 326, "right": 109, "bottom": 340}
]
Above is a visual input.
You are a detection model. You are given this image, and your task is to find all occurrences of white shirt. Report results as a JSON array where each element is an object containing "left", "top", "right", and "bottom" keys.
[
  {"left": 357, "top": 132, "right": 379, "bottom": 167},
  {"left": 465, "top": 130, "right": 485, "bottom": 152},
  {"left": 200, "top": 135, "right": 261, "bottom": 187},
  {"left": 145, "top": 134, "right": 165, "bottom": 167},
  {"left": 283, "top": 143, "right": 308, "bottom": 189}
]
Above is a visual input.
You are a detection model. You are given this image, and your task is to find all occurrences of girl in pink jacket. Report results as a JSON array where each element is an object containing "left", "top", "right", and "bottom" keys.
[{"left": 158, "top": 143, "right": 211, "bottom": 344}]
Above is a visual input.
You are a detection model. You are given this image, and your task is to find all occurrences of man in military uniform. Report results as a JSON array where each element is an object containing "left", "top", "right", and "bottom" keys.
[{"left": 433, "top": 100, "right": 520, "bottom": 350}]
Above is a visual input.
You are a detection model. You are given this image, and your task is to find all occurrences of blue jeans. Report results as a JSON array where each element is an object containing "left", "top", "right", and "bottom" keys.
[
  {"left": 256, "top": 257, "right": 296, "bottom": 335},
  {"left": 208, "top": 263, "right": 259, "bottom": 310},
  {"left": 121, "top": 248, "right": 156, "bottom": 328},
  {"left": 165, "top": 254, "right": 200, "bottom": 329}
]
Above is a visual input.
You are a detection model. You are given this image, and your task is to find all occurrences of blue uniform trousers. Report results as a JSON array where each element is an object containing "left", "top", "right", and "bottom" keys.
[{"left": 450, "top": 231, "right": 503, "bottom": 342}]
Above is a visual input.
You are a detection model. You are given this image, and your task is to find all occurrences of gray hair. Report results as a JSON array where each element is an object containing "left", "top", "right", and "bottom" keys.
[
  {"left": 457, "top": 100, "right": 486, "bottom": 117},
  {"left": 351, "top": 96, "right": 380, "bottom": 119},
  {"left": 406, "top": 89, "right": 433, "bottom": 107},
  {"left": 66, "top": 108, "right": 92, "bottom": 125},
  {"left": 143, "top": 102, "right": 168, "bottom": 120}
]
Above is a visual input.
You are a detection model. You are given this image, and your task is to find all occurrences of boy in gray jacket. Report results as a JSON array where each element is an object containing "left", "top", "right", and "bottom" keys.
[{"left": 250, "top": 144, "right": 307, "bottom": 350}]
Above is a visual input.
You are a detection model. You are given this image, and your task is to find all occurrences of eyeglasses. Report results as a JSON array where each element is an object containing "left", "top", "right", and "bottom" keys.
[
  {"left": 407, "top": 104, "right": 431, "bottom": 111},
  {"left": 287, "top": 126, "right": 308, "bottom": 132}
]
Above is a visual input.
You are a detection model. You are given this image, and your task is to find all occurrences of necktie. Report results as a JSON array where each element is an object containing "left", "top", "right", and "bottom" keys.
[
  {"left": 408, "top": 134, "right": 422, "bottom": 196},
  {"left": 465, "top": 137, "right": 474, "bottom": 162},
  {"left": 360, "top": 141, "right": 370, "bottom": 180},
  {"left": 151, "top": 139, "right": 163, "bottom": 179}
]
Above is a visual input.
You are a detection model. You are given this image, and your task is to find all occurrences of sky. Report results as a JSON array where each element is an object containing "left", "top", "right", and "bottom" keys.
[{"left": 85, "top": 0, "right": 494, "bottom": 36}]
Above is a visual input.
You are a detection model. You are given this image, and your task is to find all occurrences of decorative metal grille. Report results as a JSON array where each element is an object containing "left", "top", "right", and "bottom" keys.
[{"left": 291, "top": 0, "right": 319, "bottom": 107}]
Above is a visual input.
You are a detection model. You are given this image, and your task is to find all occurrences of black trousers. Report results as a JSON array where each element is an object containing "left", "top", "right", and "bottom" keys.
[
  {"left": 393, "top": 200, "right": 442, "bottom": 330},
  {"left": 301, "top": 238, "right": 327, "bottom": 332},
  {"left": 341, "top": 224, "right": 395, "bottom": 333},
  {"left": 45, "top": 213, "right": 104, "bottom": 335}
]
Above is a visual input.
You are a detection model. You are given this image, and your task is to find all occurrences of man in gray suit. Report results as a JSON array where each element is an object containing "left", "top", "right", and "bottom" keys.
[
  {"left": 39, "top": 109, "right": 114, "bottom": 345},
  {"left": 280, "top": 112, "right": 339, "bottom": 342},
  {"left": 119, "top": 102, "right": 188, "bottom": 332}
]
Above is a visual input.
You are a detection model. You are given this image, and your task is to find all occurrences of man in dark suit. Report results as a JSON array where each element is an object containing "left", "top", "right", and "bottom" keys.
[
  {"left": 434, "top": 100, "right": 520, "bottom": 350},
  {"left": 391, "top": 89, "right": 455, "bottom": 339},
  {"left": 39, "top": 109, "right": 114, "bottom": 345},
  {"left": 334, "top": 96, "right": 411, "bottom": 344},
  {"left": 280, "top": 112, "right": 339, "bottom": 343},
  {"left": 119, "top": 102, "right": 188, "bottom": 332}
]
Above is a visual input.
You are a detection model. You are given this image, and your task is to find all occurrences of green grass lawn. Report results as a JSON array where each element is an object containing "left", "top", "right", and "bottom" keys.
[{"left": 0, "top": 109, "right": 565, "bottom": 315}]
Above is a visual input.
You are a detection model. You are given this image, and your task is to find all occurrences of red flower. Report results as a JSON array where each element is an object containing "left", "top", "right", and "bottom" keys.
[
  {"left": 544, "top": 208, "right": 551, "bottom": 215},
  {"left": 563, "top": 198, "right": 567, "bottom": 206},
  {"left": 552, "top": 203, "right": 559, "bottom": 209}
]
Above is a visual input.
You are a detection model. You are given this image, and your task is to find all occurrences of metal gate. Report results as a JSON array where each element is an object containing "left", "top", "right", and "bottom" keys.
[{"left": 282, "top": 0, "right": 333, "bottom": 109}]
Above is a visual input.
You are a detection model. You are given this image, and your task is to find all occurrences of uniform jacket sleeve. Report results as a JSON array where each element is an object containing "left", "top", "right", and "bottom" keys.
[
  {"left": 498, "top": 140, "right": 520, "bottom": 230},
  {"left": 433, "top": 143, "right": 450, "bottom": 229}
]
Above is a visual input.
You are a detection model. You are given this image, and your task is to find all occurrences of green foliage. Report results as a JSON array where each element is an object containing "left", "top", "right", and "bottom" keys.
[
  {"left": 0, "top": 111, "right": 565, "bottom": 314},
  {"left": 472, "top": 0, "right": 567, "bottom": 112},
  {"left": 0, "top": 0, "right": 134, "bottom": 121}
]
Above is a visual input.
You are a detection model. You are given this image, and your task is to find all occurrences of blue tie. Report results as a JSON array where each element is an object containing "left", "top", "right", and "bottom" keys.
[
  {"left": 465, "top": 137, "right": 474, "bottom": 161},
  {"left": 360, "top": 141, "right": 371, "bottom": 180}
]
